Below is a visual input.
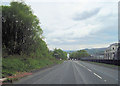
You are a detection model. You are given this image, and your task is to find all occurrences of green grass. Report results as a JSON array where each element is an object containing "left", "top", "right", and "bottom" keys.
[{"left": 2, "top": 55, "right": 63, "bottom": 78}]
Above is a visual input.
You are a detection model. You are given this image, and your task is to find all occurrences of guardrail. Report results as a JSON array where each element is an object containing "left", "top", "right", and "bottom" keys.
[{"left": 80, "top": 59, "right": 120, "bottom": 66}]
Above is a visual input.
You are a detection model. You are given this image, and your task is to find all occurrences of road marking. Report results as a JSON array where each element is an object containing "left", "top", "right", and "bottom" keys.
[
  {"left": 87, "top": 68, "right": 92, "bottom": 72},
  {"left": 104, "top": 80, "right": 107, "bottom": 82},
  {"left": 75, "top": 61, "right": 93, "bottom": 73},
  {"left": 93, "top": 73, "right": 102, "bottom": 79},
  {"left": 75, "top": 61, "right": 86, "bottom": 68},
  {"left": 74, "top": 61, "right": 106, "bottom": 81}
]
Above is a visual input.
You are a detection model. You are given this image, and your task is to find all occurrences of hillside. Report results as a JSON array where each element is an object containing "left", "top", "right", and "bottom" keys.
[
  {"left": 64, "top": 48, "right": 107, "bottom": 55},
  {"left": 84, "top": 48, "right": 107, "bottom": 55}
]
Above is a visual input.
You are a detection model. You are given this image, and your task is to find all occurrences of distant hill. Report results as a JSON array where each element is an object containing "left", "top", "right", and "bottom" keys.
[
  {"left": 63, "top": 48, "right": 107, "bottom": 55},
  {"left": 63, "top": 50, "right": 77, "bottom": 53},
  {"left": 84, "top": 48, "right": 107, "bottom": 55}
]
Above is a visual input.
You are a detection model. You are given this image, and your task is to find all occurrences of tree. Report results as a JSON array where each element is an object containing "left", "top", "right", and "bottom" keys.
[
  {"left": 2, "top": 1, "right": 43, "bottom": 55},
  {"left": 69, "top": 50, "right": 90, "bottom": 60},
  {"left": 53, "top": 48, "right": 67, "bottom": 60},
  {"left": 2, "top": 1, "right": 52, "bottom": 59}
]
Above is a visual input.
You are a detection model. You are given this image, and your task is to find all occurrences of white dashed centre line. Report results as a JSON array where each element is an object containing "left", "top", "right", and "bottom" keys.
[
  {"left": 104, "top": 80, "right": 107, "bottom": 82},
  {"left": 93, "top": 73, "right": 102, "bottom": 79},
  {"left": 87, "top": 68, "right": 92, "bottom": 72},
  {"left": 75, "top": 61, "right": 105, "bottom": 81}
]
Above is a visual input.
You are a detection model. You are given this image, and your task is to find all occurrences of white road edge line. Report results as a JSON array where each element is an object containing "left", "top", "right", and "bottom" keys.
[{"left": 93, "top": 73, "right": 102, "bottom": 79}]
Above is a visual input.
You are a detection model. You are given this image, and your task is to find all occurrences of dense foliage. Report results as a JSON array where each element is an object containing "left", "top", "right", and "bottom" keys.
[
  {"left": 2, "top": 1, "right": 66, "bottom": 78},
  {"left": 69, "top": 50, "right": 90, "bottom": 60},
  {"left": 52, "top": 48, "right": 67, "bottom": 60},
  {"left": 2, "top": 1, "right": 50, "bottom": 58}
]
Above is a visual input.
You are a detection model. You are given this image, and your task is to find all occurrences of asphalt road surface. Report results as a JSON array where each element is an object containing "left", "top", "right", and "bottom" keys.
[{"left": 14, "top": 60, "right": 118, "bottom": 84}]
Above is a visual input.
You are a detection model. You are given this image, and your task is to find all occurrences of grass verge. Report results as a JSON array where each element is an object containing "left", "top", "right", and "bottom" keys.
[{"left": 2, "top": 55, "right": 63, "bottom": 83}]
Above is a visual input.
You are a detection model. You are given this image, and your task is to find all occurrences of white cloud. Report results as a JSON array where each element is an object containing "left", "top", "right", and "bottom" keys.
[
  {"left": 48, "top": 42, "right": 115, "bottom": 50},
  {"left": 72, "top": 8, "right": 101, "bottom": 21},
  {"left": 2, "top": 0, "right": 118, "bottom": 50},
  {"left": 4, "top": 0, "right": 118, "bottom": 2},
  {"left": 27, "top": 1, "right": 118, "bottom": 50}
]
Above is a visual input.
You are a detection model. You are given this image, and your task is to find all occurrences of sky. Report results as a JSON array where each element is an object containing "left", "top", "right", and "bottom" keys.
[{"left": 2, "top": 0, "right": 119, "bottom": 50}]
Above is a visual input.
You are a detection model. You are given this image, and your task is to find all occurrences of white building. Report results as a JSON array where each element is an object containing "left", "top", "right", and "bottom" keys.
[{"left": 104, "top": 43, "right": 119, "bottom": 60}]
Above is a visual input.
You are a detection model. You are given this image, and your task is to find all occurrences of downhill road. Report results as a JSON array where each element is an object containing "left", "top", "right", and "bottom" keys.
[{"left": 14, "top": 61, "right": 118, "bottom": 84}]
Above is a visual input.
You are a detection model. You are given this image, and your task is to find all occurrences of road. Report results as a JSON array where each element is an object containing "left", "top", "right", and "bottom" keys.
[{"left": 14, "top": 61, "right": 118, "bottom": 84}]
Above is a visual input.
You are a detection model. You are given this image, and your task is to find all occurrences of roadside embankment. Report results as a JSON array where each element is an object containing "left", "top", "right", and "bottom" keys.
[{"left": 2, "top": 55, "right": 63, "bottom": 83}]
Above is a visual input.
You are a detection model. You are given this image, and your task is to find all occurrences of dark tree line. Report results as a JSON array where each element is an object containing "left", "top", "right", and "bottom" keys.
[
  {"left": 69, "top": 50, "right": 90, "bottom": 60},
  {"left": 2, "top": 1, "right": 68, "bottom": 60},
  {"left": 2, "top": 1, "right": 50, "bottom": 58},
  {"left": 52, "top": 48, "right": 67, "bottom": 60}
]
